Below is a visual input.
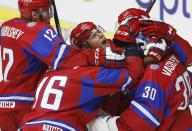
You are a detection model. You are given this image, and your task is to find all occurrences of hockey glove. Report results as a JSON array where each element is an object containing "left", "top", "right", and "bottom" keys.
[
  {"left": 114, "top": 25, "right": 136, "bottom": 44},
  {"left": 144, "top": 38, "right": 168, "bottom": 63},
  {"left": 113, "top": 22, "right": 144, "bottom": 58},
  {"left": 139, "top": 18, "right": 177, "bottom": 44},
  {"left": 85, "top": 46, "right": 125, "bottom": 67},
  {"left": 114, "top": 17, "right": 140, "bottom": 44}
]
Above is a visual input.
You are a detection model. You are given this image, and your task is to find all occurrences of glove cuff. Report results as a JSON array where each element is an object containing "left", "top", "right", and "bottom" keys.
[
  {"left": 113, "top": 39, "right": 144, "bottom": 57},
  {"left": 125, "top": 48, "right": 144, "bottom": 58}
]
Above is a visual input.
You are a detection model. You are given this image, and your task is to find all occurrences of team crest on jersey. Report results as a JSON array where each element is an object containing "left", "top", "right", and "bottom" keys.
[
  {"left": 150, "top": 64, "right": 159, "bottom": 70},
  {"left": 27, "top": 22, "right": 36, "bottom": 28}
]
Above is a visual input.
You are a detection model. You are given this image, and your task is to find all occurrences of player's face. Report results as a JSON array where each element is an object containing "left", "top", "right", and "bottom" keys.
[
  {"left": 32, "top": 7, "right": 53, "bottom": 23},
  {"left": 40, "top": 7, "right": 53, "bottom": 23},
  {"left": 86, "top": 29, "right": 108, "bottom": 49}
]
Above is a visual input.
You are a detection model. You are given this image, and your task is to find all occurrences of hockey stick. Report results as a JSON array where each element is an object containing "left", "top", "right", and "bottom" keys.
[
  {"left": 146, "top": 0, "right": 157, "bottom": 13},
  {"left": 51, "top": 0, "right": 62, "bottom": 37}
]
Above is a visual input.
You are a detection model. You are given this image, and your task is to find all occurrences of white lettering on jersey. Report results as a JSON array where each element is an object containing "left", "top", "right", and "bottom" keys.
[
  {"left": 162, "top": 55, "right": 180, "bottom": 76},
  {"left": 0, "top": 101, "right": 15, "bottom": 108},
  {"left": 43, "top": 124, "right": 63, "bottom": 131},
  {"left": 1, "top": 26, "right": 24, "bottom": 40}
]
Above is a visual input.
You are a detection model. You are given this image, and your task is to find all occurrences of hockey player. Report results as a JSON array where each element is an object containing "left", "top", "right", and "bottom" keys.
[
  {"left": 122, "top": 8, "right": 192, "bottom": 111},
  {"left": 69, "top": 21, "right": 144, "bottom": 81},
  {"left": 18, "top": 63, "right": 135, "bottom": 131},
  {"left": 87, "top": 8, "right": 192, "bottom": 131},
  {"left": 68, "top": 21, "right": 126, "bottom": 68},
  {"left": 70, "top": 21, "right": 146, "bottom": 116},
  {"left": 0, "top": 0, "right": 56, "bottom": 130},
  {"left": 18, "top": 21, "right": 145, "bottom": 130},
  {"left": 104, "top": 8, "right": 192, "bottom": 116}
]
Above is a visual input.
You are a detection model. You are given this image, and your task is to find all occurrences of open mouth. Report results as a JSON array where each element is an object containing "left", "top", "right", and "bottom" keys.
[{"left": 101, "top": 38, "right": 107, "bottom": 45}]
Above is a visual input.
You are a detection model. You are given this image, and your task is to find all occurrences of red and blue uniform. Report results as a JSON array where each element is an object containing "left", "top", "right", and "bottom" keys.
[
  {"left": 0, "top": 18, "right": 143, "bottom": 130},
  {"left": 19, "top": 65, "right": 133, "bottom": 131},
  {"left": 117, "top": 52, "right": 192, "bottom": 131},
  {"left": 0, "top": 18, "right": 70, "bottom": 112},
  {"left": 0, "top": 17, "right": 70, "bottom": 130}
]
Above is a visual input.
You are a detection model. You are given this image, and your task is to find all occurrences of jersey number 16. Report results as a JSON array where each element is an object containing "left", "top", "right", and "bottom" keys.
[{"left": 33, "top": 76, "right": 67, "bottom": 111}]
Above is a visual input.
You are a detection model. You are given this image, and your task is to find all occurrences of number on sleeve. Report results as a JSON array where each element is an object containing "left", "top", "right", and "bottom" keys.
[
  {"left": 0, "top": 46, "right": 14, "bottom": 81},
  {"left": 44, "top": 29, "right": 57, "bottom": 41},
  {"left": 142, "top": 86, "right": 157, "bottom": 101}
]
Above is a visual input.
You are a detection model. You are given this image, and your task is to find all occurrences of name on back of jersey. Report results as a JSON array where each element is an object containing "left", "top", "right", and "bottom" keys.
[
  {"left": 1, "top": 26, "right": 24, "bottom": 40},
  {"left": 162, "top": 55, "right": 180, "bottom": 76}
]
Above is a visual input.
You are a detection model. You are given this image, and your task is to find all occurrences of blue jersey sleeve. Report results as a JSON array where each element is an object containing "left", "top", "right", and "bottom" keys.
[{"left": 19, "top": 22, "right": 70, "bottom": 69}]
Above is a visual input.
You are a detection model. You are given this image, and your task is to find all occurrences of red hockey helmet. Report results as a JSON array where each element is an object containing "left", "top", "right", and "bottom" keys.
[
  {"left": 118, "top": 8, "right": 150, "bottom": 24},
  {"left": 18, "top": 0, "right": 51, "bottom": 19},
  {"left": 70, "top": 22, "right": 97, "bottom": 49}
]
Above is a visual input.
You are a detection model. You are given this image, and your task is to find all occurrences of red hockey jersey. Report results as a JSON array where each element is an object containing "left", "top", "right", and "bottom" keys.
[
  {"left": 19, "top": 65, "right": 133, "bottom": 130},
  {"left": 117, "top": 52, "right": 192, "bottom": 131},
  {"left": 0, "top": 18, "right": 62, "bottom": 112}
]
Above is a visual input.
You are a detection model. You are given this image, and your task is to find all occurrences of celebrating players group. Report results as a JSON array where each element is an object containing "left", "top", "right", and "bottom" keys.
[{"left": 0, "top": 0, "right": 191, "bottom": 131}]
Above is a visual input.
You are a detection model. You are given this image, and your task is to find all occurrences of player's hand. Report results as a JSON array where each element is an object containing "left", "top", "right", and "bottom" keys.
[
  {"left": 114, "top": 17, "right": 140, "bottom": 45},
  {"left": 85, "top": 46, "right": 125, "bottom": 67},
  {"left": 114, "top": 25, "right": 136, "bottom": 44},
  {"left": 87, "top": 115, "right": 119, "bottom": 131},
  {"left": 144, "top": 38, "right": 168, "bottom": 63},
  {"left": 139, "top": 18, "right": 177, "bottom": 44},
  {"left": 113, "top": 17, "right": 144, "bottom": 58}
]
